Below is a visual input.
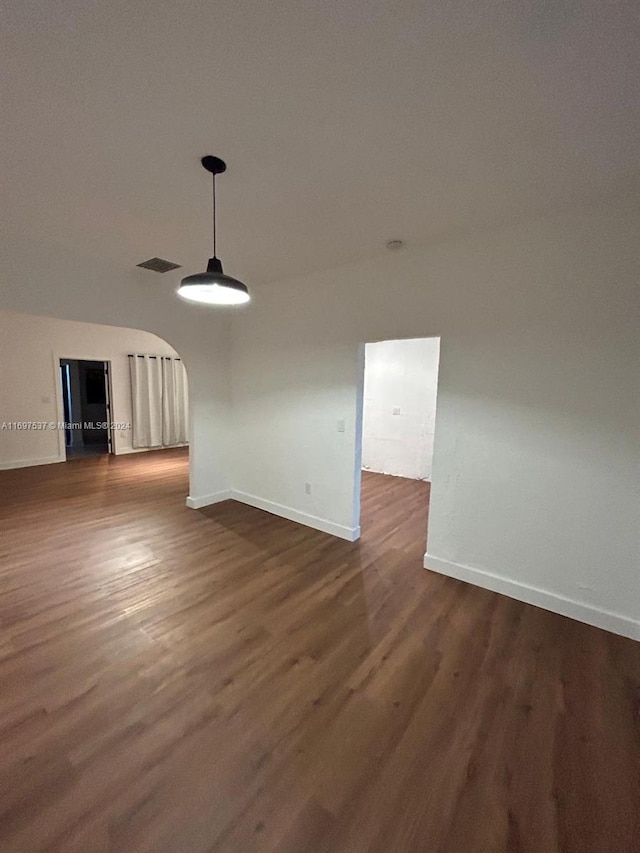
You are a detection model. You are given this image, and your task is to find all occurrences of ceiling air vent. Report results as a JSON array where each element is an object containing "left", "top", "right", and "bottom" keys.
[{"left": 136, "top": 257, "right": 182, "bottom": 273}]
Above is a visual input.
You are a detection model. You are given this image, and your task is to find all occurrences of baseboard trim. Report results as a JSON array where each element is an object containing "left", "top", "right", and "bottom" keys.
[
  {"left": 424, "top": 553, "right": 640, "bottom": 642},
  {"left": 186, "top": 490, "right": 232, "bottom": 509},
  {"left": 0, "top": 455, "right": 64, "bottom": 471},
  {"left": 118, "top": 443, "right": 189, "bottom": 456},
  {"left": 232, "top": 490, "right": 361, "bottom": 542}
]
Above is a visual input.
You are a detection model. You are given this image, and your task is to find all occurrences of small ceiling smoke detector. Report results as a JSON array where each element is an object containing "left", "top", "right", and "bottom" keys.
[
  {"left": 386, "top": 239, "right": 404, "bottom": 250},
  {"left": 137, "top": 257, "right": 182, "bottom": 273}
]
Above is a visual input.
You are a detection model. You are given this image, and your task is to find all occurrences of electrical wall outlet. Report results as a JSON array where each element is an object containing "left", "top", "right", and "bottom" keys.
[
  {"left": 336, "top": 419, "right": 345, "bottom": 432},
  {"left": 392, "top": 407, "right": 401, "bottom": 415},
  {"left": 305, "top": 482, "right": 312, "bottom": 495}
]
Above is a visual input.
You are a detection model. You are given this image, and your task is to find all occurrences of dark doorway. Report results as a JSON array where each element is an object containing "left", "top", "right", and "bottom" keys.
[{"left": 59, "top": 359, "right": 112, "bottom": 459}]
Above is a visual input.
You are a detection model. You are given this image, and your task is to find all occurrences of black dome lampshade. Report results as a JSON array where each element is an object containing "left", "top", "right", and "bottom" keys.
[{"left": 178, "top": 156, "right": 250, "bottom": 306}]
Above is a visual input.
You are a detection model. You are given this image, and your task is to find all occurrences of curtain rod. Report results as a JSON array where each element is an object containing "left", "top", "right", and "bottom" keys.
[{"left": 128, "top": 354, "right": 181, "bottom": 361}]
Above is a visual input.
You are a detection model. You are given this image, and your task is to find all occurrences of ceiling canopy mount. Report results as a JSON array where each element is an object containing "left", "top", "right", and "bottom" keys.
[{"left": 200, "top": 155, "right": 227, "bottom": 175}]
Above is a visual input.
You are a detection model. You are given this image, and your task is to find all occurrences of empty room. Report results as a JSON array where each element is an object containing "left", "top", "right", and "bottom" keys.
[
  {"left": 358, "top": 337, "right": 440, "bottom": 549},
  {"left": 1, "top": 2, "right": 639, "bottom": 852}
]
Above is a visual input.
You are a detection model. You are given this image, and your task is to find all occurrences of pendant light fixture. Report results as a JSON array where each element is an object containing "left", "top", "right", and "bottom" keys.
[{"left": 178, "top": 156, "right": 250, "bottom": 306}]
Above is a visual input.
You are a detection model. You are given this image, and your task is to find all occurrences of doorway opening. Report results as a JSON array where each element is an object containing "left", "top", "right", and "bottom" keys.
[
  {"left": 59, "top": 359, "right": 113, "bottom": 459},
  {"left": 356, "top": 337, "right": 441, "bottom": 544}
]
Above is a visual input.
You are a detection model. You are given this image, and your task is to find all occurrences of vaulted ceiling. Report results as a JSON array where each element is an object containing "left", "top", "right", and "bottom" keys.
[{"left": 2, "top": 0, "right": 639, "bottom": 287}]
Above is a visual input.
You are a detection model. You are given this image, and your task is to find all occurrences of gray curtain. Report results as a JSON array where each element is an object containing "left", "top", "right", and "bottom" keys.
[{"left": 129, "top": 355, "right": 188, "bottom": 448}]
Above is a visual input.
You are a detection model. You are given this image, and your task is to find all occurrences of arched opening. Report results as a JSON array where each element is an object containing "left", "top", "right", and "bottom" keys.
[{"left": 0, "top": 310, "right": 190, "bottom": 483}]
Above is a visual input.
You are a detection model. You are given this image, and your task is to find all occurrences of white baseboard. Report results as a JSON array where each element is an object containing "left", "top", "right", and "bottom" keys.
[
  {"left": 186, "top": 490, "right": 232, "bottom": 509},
  {"left": 186, "top": 487, "right": 359, "bottom": 541},
  {"left": 0, "top": 455, "right": 64, "bottom": 471},
  {"left": 231, "top": 490, "right": 360, "bottom": 541},
  {"left": 424, "top": 553, "right": 640, "bottom": 642},
  {"left": 117, "top": 443, "right": 189, "bottom": 456}
]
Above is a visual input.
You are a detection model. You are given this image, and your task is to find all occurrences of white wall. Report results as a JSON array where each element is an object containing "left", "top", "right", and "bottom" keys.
[
  {"left": 362, "top": 338, "right": 440, "bottom": 480},
  {"left": 230, "top": 199, "right": 640, "bottom": 640},
  {"left": 0, "top": 311, "right": 181, "bottom": 468}
]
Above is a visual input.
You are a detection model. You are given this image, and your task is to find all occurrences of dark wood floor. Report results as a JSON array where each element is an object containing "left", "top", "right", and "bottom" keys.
[{"left": 0, "top": 450, "right": 638, "bottom": 852}]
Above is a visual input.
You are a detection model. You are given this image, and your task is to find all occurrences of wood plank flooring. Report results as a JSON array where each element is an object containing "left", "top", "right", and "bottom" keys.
[{"left": 0, "top": 450, "right": 639, "bottom": 852}]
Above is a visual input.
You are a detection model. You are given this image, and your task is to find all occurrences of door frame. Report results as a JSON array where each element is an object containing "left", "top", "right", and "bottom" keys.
[{"left": 53, "top": 354, "right": 115, "bottom": 461}]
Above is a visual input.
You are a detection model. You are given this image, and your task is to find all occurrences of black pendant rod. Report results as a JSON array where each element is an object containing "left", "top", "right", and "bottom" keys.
[
  {"left": 212, "top": 171, "right": 217, "bottom": 258},
  {"left": 201, "top": 155, "right": 227, "bottom": 259}
]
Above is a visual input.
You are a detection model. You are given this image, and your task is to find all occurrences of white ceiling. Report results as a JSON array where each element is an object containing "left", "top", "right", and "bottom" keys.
[{"left": 2, "top": 0, "right": 639, "bottom": 286}]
